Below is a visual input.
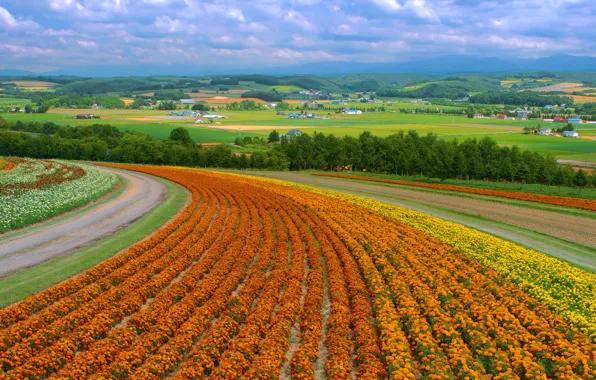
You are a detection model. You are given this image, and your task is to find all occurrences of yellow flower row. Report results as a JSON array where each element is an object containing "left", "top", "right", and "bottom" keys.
[{"left": 222, "top": 171, "right": 596, "bottom": 343}]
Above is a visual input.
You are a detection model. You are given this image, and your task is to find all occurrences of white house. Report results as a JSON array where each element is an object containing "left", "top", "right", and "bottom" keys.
[
  {"left": 563, "top": 130, "right": 579, "bottom": 138},
  {"left": 203, "top": 114, "right": 227, "bottom": 119},
  {"left": 343, "top": 108, "right": 362, "bottom": 115},
  {"left": 180, "top": 99, "right": 196, "bottom": 104},
  {"left": 539, "top": 128, "right": 552, "bottom": 136}
]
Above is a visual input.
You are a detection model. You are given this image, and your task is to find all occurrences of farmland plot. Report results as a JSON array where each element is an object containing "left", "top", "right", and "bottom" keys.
[{"left": 0, "top": 165, "right": 594, "bottom": 379}]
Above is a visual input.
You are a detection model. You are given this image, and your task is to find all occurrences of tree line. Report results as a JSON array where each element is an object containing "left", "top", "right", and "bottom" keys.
[
  {"left": 1, "top": 117, "right": 594, "bottom": 190},
  {"left": 469, "top": 91, "right": 572, "bottom": 107},
  {"left": 276, "top": 130, "right": 595, "bottom": 189},
  {"left": 0, "top": 119, "right": 288, "bottom": 170}
]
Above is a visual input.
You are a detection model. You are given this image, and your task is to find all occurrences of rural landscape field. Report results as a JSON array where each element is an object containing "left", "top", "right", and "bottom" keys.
[{"left": 1, "top": 0, "right": 596, "bottom": 378}]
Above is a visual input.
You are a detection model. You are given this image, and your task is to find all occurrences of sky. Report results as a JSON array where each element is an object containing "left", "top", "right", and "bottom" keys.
[{"left": 0, "top": 0, "right": 594, "bottom": 74}]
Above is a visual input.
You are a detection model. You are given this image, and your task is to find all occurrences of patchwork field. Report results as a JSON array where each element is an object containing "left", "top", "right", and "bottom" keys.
[
  {"left": 0, "top": 165, "right": 594, "bottom": 379},
  {"left": 529, "top": 82, "right": 584, "bottom": 92},
  {"left": 6, "top": 108, "right": 596, "bottom": 161}
]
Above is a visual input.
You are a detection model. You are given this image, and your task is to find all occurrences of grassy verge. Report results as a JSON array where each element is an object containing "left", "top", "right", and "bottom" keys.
[{"left": 0, "top": 176, "right": 188, "bottom": 307}]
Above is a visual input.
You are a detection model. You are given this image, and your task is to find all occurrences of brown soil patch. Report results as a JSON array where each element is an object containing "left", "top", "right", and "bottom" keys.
[
  {"left": 203, "top": 97, "right": 267, "bottom": 104},
  {"left": 563, "top": 87, "right": 596, "bottom": 93},
  {"left": 529, "top": 82, "right": 583, "bottom": 92},
  {"left": 570, "top": 95, "right": 596, "bottom": 103},
  {"left": 6, "top": 81, "right": 56, "bottom": 87},
  {"left": 141, "top": 92, "right": 155, "bottom": 97},
  {"left": 186, "top": 92, "right": 216, "bottom": 98},
  {"left": 120, "top": 98, "right": 134, "bottom": 105}
]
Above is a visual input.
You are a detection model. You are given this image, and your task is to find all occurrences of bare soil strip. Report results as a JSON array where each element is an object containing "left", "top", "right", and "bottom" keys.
[{"left": 0, "top": 167, "right": 167, "bottom": 276}]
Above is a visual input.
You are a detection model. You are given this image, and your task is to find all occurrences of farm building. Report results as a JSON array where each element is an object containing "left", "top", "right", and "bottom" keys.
[
  {"left": 568, "top": 117, "right": 582, "bottom": 124},
  {"left": 543, "top": 119, "right": 554, "bottom": 123},
  {"left": 563, "top": 131, "right": 579, "bottom": 138},
  {"left": 544, "top": 104, "right": 554, "bottom": 109},
  {"left": 203, "top": 114, "right": 226, "bottom": 119},
  {"left": 76, "top": 114, "right": 94, "bottom": 119},
  {"left": 553, "top": 116, "right": 567, "bottom": 123},
  {"left": 495, "top": 114, "right": 508, "bottom": 120},
  {"left": 180, "top": 99, "right": 196, "bottom": 104},
  {"left": 343, "top": 108, "right": 363, "bottom": 115},
  {"left": 539, "top": 128, "right": 552, "bottom": 136},
  {"left": 517, "top": 111, "right": 530, "bottom": 120},
  {"left": 285, "top": 129, "right": 303, "bottom": 138}
]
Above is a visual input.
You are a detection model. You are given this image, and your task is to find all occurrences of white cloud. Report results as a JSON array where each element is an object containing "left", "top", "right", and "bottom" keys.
[
  {"left": 77, "top": 40, "right": 97, "bottom": 48},
  {"left": 0, "top": 6, "right": 40, "bottom": 30},
  {"left": 239, "top": 22, "right": 268, "bottom": 32},
  {"left": 371, "top": 0, "right": 402, "bottom": 12},
  {"left": 0, "top": 44, "right": 55, "bottom": 56},
  {"left": 153, "top": 16, "right": 190, "bottom": 33},
  {"left": 405, "top": 0, "right": 440, "bottom": 22},
  {"left": 204, "top": 4, "right": 246, "bottom": 22},
  {"left": 44, "top": 28, "right": 77, "bottom": 36},
  {"left": 284, "top": 10, "right": 315, "bottom": 31}
]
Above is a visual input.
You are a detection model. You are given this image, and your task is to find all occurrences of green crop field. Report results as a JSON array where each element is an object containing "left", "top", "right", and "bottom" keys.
[
  {"left": 0, "top": 97, "right": 32, "bottom": 106},
  {"left": 4, "top": 108, "right": 596, "bottom": 161}
]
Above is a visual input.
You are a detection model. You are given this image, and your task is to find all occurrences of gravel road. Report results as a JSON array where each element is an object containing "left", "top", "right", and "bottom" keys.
[
  {"left": 0, "top": 167, "right": 167, "bottom": 277},
  {"left": 240, "top": 171, "right": 596, "bottom": 270}
]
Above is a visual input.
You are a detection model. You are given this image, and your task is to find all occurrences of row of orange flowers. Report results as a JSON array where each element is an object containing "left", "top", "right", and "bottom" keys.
[
  {"left": 2, "top": 165, "right": 596, "bottom": 379},
  {"left": 315, "top": 173, "right": 596, "bottom": 211},
  {"left": 0, "top": 167, "right": 227, "bottom": 378},
  {"left": 226, "top": 170, "right": 596, "bottom": 378}
]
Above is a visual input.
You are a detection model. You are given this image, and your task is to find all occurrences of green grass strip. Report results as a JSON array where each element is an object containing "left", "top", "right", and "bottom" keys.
[{"left": 0, "top": 176, "right": 187, "bottom": 307}]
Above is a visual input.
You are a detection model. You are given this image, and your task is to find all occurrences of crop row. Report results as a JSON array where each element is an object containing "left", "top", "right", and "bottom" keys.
[
  {"left": 0, "top": 159, "right": 118, "bottom": 232},
  {"left": 256, "top": 172, "right": 596, "bottom": 344},
  {"left": 315, "top": 173, "right": 596, "bottom": 211},
  {"left": 1, "top": 165, "right": 594, "bottom": 379},
  {"left": 224, "top": 170, "right": 596, "bottom": 377}
]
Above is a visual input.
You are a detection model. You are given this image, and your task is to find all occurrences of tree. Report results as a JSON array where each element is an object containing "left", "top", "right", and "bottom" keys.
[
  {"left": 192, "top": 102, "right": 209, "bottom": 111},
  {"left": 169, "top": 127, "right": 192, "bottom": 144},
  {"left": 515, "top": 164, "right": 529, "bottom": 189},
  {"left": 573, "top": 169, "right": 588, "bottom": 194},
  {"left": 536, "top": 164, "right": 548, "bottom": 191},
  {"left": 268, "top": 130, "right": 280, "bottom": 143}
]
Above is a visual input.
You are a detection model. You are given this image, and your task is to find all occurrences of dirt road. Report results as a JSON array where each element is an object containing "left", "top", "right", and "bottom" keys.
[
  {"left": 240, "top": 172, "right": 596, "bottom": 270},
  {"left": 0, "top": 167, "right": 167, "bottom": 276}
]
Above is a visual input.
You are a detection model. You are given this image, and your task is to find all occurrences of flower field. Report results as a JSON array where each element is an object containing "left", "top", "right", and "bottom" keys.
[
  {"left": 315, "top": 173, "right": 596, "bottom": 211},
  {"left": 0, "top": 159, "right": 118, "bottom": 232},
  {"left": 1, "top": 164, "right": 594, "bottom": 379}
]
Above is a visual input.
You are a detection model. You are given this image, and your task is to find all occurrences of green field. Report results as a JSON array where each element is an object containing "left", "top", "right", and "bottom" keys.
[
  {"left": 0, "top": 97, "right": 32, "bottom": 106},
  {"left": 4, "top": 108, "right": 596, "bottom": 162}
]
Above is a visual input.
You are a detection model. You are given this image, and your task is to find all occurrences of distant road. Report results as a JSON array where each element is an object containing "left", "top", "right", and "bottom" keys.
[
  {"left": 0, "top": 167, "right": 167, "bottom": 277},
  {"left": 238, "top": 171, "right": 596, "bottom": 271}
]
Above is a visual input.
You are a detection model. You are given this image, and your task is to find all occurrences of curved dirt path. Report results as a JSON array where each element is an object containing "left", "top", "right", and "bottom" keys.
[
  {"left": 238, "top": 171, "right": 596, "bottom": 271},
  {"left": 0, "top": 167, "right": 167, "bottom": 276}
]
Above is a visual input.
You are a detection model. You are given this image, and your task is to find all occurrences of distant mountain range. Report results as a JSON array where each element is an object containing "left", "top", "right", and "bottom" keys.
[
  {"left": 273, "top": 54, "right": 596, "bottom": 75},
  {"left": 1, "top": 54, "right": 595, "bottom": 77}
]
